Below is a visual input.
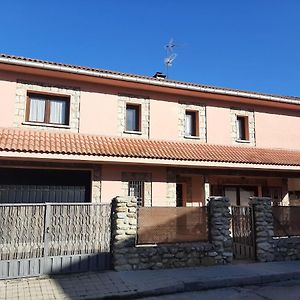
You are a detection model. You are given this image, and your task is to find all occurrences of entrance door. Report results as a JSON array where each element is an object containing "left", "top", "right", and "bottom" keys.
[
  {"left": 224, "top": 186, "right": 257, "bottom": 206},
  {"left": 176, "top": 183, "right": 187, "bottom": 207}
]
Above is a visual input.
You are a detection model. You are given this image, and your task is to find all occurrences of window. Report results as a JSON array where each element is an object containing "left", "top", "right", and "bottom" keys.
[
  {"left": 128, "top": 181, "right": 144, "bottom": 207},
  {"left": 126, "top": 104, "right": 140, "bottom": 132},
  {"left": 185, "top": 111, "right": 198, "bottom": 137},
  {"left": 26, "top": 93, "right": 70, "bottom": 125},
  {"left": 236, "top": 116, "right": 249, "bottom": 141}
]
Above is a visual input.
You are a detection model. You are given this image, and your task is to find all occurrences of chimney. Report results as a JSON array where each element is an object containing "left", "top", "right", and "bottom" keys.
[{"left": 153, "top": 72, "right": 166, "bottom": 79}]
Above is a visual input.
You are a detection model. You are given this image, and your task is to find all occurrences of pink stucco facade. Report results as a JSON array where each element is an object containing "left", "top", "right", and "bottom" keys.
[
  {"left": 1, "top": 69, "right": 300, "bottom": 150},
  {"left": 0, "top": 61, "right": 300, "bottom": 206}
]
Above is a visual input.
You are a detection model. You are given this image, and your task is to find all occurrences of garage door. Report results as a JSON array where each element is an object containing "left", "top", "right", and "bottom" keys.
[{"left": 0, "top": 168, "right": 91, "bottom": 203}]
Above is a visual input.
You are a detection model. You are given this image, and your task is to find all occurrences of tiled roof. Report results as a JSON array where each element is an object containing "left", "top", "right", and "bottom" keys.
[
  {"left": 1, "top": 53, "right": 300, "bottom": 104},
  {"left": 1, "top": 127, "right": 300, "bottom": 166}
]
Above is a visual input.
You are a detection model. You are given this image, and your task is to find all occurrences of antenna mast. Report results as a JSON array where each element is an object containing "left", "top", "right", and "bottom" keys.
[{"left": 164, "top": 38, "right": 177, "bottom": 78}]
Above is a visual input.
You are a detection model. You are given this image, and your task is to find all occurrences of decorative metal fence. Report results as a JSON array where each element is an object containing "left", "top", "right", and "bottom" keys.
[
  {"left": 273, "top": 206, "right": 300, "bottom": 237},
  {"left": 231, "top": 206, "right": 255, "bottom": 260},
  {"left": 0, "top": 203, "right": 111, "bottom": 278},
  {"left": 137, "top": 207, "right": 208, "bottom": 244}
]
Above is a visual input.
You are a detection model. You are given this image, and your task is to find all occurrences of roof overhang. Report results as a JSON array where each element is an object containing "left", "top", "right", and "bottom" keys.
[
  {"left": 1, "top": 54, "right": 300, "bottom": 110},
  {"left": 1, "top": 151, "right": 300, "bottom": 173}
]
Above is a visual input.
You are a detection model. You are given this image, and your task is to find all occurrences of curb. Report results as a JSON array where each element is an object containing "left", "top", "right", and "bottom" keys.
[{"left": 100, "top": 271, "right": 300, "bottom": 299}]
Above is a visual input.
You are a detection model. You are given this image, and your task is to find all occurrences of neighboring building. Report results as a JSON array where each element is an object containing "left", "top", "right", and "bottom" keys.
[{"left": 1, "top": 54, "right": 300, "bottom": 207}]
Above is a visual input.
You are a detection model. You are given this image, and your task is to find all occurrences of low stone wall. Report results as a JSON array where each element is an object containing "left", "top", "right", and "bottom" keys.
[
  {"left": 273, "top": 237, "right": 300, "bottom": 261},
  {"left": 111, "top": 196, "right": 232, "bottom": 271},
  {"left": 251, "top": 197, "right": 300, "bottom": 262}
]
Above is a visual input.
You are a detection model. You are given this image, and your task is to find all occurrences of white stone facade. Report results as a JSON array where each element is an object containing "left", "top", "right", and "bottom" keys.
[
  {"left": 118, "top": 94, "right": 150, "bottom": 138},
  {"left": 178, "top": 102, "right": 206, "bottom": 141},
  {"left": 230, "top": 108, "right": 256, "bottom": 145},
  {"left": 14, "top": 80, "right": 80, "bottom": 132}
]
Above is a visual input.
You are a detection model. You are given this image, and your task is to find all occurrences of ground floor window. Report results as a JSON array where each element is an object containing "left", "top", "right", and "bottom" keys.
[
  {"left": 128, "top": 180, "right": 144, "bottom": 207},
  {"left": 0, "top": 168, "right": 91, "bottom": 203}
]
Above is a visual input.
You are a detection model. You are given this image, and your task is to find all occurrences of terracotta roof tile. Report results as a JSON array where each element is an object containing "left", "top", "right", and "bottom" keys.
[{"left": 1, "top": 127, "right": 300, "bottom": 166}]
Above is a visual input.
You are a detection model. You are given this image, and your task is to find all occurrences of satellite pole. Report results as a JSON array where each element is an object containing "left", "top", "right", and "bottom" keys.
[{"left": 164, "top": 38, "right": 177, "bottom": 78}]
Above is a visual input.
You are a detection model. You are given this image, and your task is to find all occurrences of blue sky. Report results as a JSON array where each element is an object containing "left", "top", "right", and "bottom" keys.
[{"left": 1, "top": 1, "right": 300, "bottom": 96}]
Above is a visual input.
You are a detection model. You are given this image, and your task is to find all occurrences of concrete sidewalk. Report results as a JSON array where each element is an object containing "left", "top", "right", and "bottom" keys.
[{"left": 1, "top": 261, "right": 300, "bottom": 300}]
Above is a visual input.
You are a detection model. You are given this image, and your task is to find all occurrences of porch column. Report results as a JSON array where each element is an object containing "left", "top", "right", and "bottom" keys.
[
  {"left": 249, "top": 197, "right": 275, "bottom": 262},
  {"left": 204, "top": 181, "right": 210, "bottom": 205},
  {"left": 208, "top": 196, "right": 233, "bottom": 264}
]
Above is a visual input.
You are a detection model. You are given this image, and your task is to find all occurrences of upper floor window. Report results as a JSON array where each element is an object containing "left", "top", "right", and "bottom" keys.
[
  {"left": 126, "top": 104, "right": 141, "bottom": 132},
  {"left": 26, "top": 93, "right": 70, "bottom": 126},
  {"left": 236, "top": 115, "right": 249, "bottom": 141},
  {"left": 185, "top": 110, "right": 198, "bottom": 137}
]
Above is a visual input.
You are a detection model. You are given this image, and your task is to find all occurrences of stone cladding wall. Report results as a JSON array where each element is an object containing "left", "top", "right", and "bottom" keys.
[
  {"left": 117, "top": 94, "right": 150, "bottom": 138},
  {"left": 178, "top": 103, "right": 206, "bottom": 141},
  {"left": 250, "top": 197, "right": 300, "bottom": 262},
  {"left": 230, "top": 108, "right": 255, "bottom": 145},
  {"left": 111, "top": 196, "right": 232, "bottom": 271},
  {"left": 250, "top": 197, "right": 275, "bottom": 262},
  {"left": 15, "top": 80, "right": 80, "bottom": 132}
]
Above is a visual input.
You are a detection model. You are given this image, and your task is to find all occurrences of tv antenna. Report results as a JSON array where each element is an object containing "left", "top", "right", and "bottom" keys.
[{"left": 164, "top": 38, "right": 178, "bottom": 78}]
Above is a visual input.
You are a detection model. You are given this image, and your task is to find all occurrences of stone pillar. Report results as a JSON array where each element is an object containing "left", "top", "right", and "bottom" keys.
[
  {"left": 204, "top": 182, "right": 210, "bottom": 206},
  {"left": 111, "top": 196, "right": 138, "bottom": 271},
  {"left": 208, "top": 196, "right": 233, "bottom": 264},
  {"left": 250, "top": 197, "right": 275, "bottom": 262},
  {"left": 91, "top": 166, "right": 101, "bottom": 203}
]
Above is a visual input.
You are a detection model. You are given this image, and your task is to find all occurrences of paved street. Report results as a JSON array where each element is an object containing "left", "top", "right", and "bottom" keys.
[
  {"left": 1, "top": 261, "right": 300, "bottom": 299},
  {"left": 142, "top": 279, "right": 300, "bottom": 300}
]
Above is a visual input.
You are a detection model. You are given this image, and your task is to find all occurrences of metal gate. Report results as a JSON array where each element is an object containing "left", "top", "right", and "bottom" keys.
[
  {"left": 231, "top": 206, "right": 256, "bottom": 260},
  {"left": 0, "top": 203, "right": 111, "bottom": 279}
]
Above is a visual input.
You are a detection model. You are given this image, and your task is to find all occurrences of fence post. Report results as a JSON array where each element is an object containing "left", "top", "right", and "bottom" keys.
[
  {"left": 249, "top": 197, "right": 275, "bottom": 262},
  {"left": 208, "top": 196, "right": 233, "bottom": 264},
  {"left": 43, "top": 203, "right": 51, "bottom": 273},
  {"left": 111, "top": 196, "right": 138, "bottom": 271}
]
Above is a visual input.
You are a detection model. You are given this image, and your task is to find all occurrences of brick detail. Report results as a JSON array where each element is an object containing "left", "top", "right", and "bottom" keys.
[
  {"left": 121, "top": 172, "right": 152, "bottom": 207},
  {"left": 178, "top": 103, "right": 206, "bottom": 141},
  {"left": 118, "top": 95, "right": 150, "bottom": 138},
  {"left": 230, "top": 108, "right": 255, "bottom": 145},
  {"left": 14, "top": 80, "right": 80, "bottom": 132}
]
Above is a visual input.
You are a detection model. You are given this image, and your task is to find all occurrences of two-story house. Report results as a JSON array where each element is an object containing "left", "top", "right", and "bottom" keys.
[{"left": 1, "top": 54, "right": 300, "bottom": 207}]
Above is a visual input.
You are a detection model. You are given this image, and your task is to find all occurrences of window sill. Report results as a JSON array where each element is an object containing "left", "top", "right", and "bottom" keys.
[
  {"left": 123, "top": 130, "right": 143, "bottom": 135},
  {"left": 22, "top": 122, "right": 71, "bottom": 129},
  {"left": 235, "top": 139, "right": 251, "bottom": 144},
  {"left": 184, "top": 135, "right": 200, "bottom": 140}
]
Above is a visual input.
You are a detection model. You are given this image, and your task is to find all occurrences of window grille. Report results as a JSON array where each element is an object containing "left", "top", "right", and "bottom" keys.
[{"left": 128, "top": 181, "right": 144, "bottom": 207}]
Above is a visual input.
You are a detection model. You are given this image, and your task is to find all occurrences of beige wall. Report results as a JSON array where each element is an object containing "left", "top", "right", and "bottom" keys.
[
  {"left": 150, "top": 99, "right": 179, "bottom": 140},
  {"left": 206, "top": 105, "right": 232, "bottom": 145},
  {"left": 80, "top": 90, "right": 118, "bottom": 135},
  {"left": 101, "top": 164, "right": 168, "bottom": 205},
  {"left": 256, "top": 109, "right": 300, "bottom": 150},
  {"left": 0, "top": 71, "right": 16, "bottom": 128}
]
